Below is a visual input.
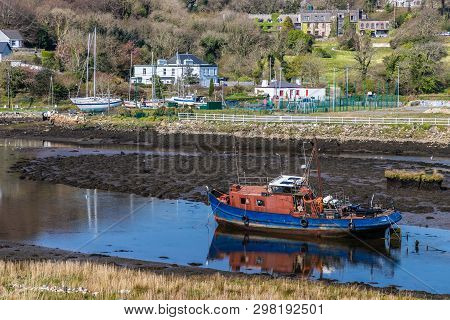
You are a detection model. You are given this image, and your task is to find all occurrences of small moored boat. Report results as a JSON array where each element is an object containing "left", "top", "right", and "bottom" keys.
[{"left": 207, "top": 144, "right": 401, "bottom": 239}]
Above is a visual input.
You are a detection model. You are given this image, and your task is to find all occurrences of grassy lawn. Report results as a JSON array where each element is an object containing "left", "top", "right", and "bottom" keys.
[
  {"left": 0, "top": 260, "right": 415, "bottom": 300},
  {"left": 311, "top": 39, "right": 393, "bottom": 82}
]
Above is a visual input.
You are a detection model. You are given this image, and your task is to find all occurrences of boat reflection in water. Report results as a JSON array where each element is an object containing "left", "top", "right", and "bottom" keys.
[{"left": 207, "top": 227, "right": 400, "bottom": 278}]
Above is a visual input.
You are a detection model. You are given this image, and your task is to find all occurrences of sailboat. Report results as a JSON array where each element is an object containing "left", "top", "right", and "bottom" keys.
[{"left": 71, "top": 28, "right": 122, "bottom": 112}]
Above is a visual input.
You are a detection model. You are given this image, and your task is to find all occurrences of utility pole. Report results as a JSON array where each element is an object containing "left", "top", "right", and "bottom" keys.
[
  {"left": 7, "top": 67, "right": 11, "bottom": 109},
  {"left": 396, "top": 65, "right": 400, "bottom": 108},
  {"left": 345, "top": 67, "right": 349, "bottom": 98},
  {"left": 151, "top": 51, "right": 156, "bottom": 101},
  {"left": 269, "top": 57, "right": 272, "bottom": 82},
  {"left": 332, "top": 67, "right": 336, "bottom": 112},
  {"left": 128, "top": 51, "right": 133, "bottom": 102}
]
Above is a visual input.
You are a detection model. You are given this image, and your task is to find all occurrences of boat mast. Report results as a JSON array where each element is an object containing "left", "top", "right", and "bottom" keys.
[
  {"left": 151, "top": 51, "right": 156, "bottom": 101},
  {"left": 86, "top": 33, "right": 91, "bottom": 98},
  {"left": 93, "top": 27, "right": 97, "bottom": 98}
]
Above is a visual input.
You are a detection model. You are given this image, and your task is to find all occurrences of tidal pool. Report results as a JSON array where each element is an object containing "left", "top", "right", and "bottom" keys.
[{"left": 1, "top": 139, "right": 449, "bottom": 294}]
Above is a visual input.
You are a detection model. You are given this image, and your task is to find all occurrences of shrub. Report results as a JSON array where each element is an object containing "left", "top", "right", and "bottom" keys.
[{"left": 314, "top": 47, "right": 332, "bottom": 58}]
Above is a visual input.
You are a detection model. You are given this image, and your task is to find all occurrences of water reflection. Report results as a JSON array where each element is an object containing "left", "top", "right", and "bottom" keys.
[{"left": 208, "top": 228, "right": 397, "bottom": 278}]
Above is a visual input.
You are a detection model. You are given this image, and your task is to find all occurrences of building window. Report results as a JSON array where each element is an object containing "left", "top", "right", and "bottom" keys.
[
  {"left": 171, "top": 68, "right": 175, "bottom": 76},
  {"left": 360, "top": 23, "right": 364, "bottom": 29},
  {"left": 280, "top": 90, "right": 284, "bottom": 96},
  {"left": 142, "top": 68, "right": 146, "bottom": 75},
  {"left": 163, "top": 68, "right": 166, "bottom": 75},
  {"left": 296, "top": 90, "right": 300, "bottom": 96}
]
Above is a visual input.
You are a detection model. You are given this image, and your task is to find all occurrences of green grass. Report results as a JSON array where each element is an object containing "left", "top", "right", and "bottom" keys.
[
  {"left": 310, "top": 39, "right": 394, "bottom": 82},
  {"left": 385, "top": 169, "right": 444, "bottom": 183}
]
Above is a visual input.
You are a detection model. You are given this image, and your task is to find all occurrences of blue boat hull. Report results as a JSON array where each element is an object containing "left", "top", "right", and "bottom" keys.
[{"left": 208, "top": 192, "right": 402, "bottom": 239}]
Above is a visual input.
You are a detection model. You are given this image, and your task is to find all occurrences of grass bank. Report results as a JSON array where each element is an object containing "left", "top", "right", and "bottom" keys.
[{"left": 0, "top": 260, "right": 415, "bottom": 300}]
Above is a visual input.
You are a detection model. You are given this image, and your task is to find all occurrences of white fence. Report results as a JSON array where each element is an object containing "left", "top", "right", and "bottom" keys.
[{"left": 178, "top": 113, "right": 450, "bottom": 126}]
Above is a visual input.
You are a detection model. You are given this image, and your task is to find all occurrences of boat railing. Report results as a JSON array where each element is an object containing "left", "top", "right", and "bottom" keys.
[{"left": 236, "top": 176, "right": 273, "bottom": 186}]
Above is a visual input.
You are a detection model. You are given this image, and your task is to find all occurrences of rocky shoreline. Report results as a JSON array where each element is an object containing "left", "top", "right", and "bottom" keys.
[{"left": 0, "top": 112, "right": 449, "bottom": 156}]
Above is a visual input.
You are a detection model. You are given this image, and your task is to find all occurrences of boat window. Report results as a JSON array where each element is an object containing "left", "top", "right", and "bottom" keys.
[
  {"left": 256, "top": 199, "right": 265, "bottom": 207},
  {"left": 240, "top": 198, "right": 247, "bottom": 205}
]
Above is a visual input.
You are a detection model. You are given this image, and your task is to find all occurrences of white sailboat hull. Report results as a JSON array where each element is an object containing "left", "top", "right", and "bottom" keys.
[{"left": 71, "top": 97, "right": 122, "bottom": 112}]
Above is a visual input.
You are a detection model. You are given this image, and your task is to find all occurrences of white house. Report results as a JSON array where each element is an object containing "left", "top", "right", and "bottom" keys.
[
  {"left": 0, "top": 42, "right": 12, "bottom": 61},
  {"left": 255, "top": 80, "right": 326, "bottom": 101},
  {"left": 133, "top": 53, "right": 218, "bottom": 87},
  {"left": 0, "top": 30, "right": 24, "bottom": 48}
]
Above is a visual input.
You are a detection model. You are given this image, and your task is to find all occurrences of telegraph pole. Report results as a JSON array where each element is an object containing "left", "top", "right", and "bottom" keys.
[
  {"left": 7, "top": 67, "right": 11, "bottom": 109},
  {"left": 396, "top": 65, "right": 400, "bottom": 108},
  {"left": 332, "top": 67, "right": 336, "bottom": 112},
  {"left": 345, "top": 67, "right": 349, "bottom": 98}
]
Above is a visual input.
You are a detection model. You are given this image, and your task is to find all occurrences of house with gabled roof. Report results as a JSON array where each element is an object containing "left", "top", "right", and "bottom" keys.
[
  {"left": 255, "top": 80, "right": 326, "bottom": 100},
  {"left": 0, "top": 29, "right": 24, "bottom": 48},
  {"left": 133, "top": 53, "right": 219, "bottom": 87}
]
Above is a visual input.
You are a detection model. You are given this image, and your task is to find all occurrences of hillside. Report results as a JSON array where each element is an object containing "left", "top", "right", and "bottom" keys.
[{"left": 0, "top": 0, "right": 448, "bottom": 105}]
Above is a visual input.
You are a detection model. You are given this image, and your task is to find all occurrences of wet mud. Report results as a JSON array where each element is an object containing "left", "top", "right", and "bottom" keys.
[{"left": 11, "top": 151, "right": 450, "bottom": 229}]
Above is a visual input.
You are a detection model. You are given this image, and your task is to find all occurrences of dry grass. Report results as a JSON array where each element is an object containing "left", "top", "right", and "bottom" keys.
[
  {"left": 0, "top": 260, "right": 414, "bottom": 300},
  {"left": 385, "top": 169, "right": 444, "bottom": 183}
]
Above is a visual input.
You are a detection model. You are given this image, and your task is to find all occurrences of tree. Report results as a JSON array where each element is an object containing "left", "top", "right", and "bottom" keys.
[
  {"left": 281, "top": 16, "right": 294, "bottom": 32},
  {"left": 338, "top": 17, "right": 357, "bottom": 50},
  {"left": 285, "top": 55, "right": 322, "bottom": 85},
  {"left": 287, "top": 30, "right": 314, "bottom": 54},
  {"left": 30, "top": 69, "right": 53, "bottom": 97},
  {"left": 0, "top": 65, "right": 28, "bottom": 98},
  {"left": 384, "top": 42, "right": 447, "bottom": 95},
  {"left": 183, "top": 66, "right": 199, "bottom": 85},
  {"left": 390, "top": 9, "right": 441, "bottom": 48},
  {"left": 208, "top": 78, "right": 214, "bottom": 98},
  {"left": 354, "top": 34, "right": 373, "bottom": 81},
  {"left": 153, "top": 75, "right": 164, "bottom": 99},
  {"left": 200, "top": 34, "right": 226, "bottom": 64}
]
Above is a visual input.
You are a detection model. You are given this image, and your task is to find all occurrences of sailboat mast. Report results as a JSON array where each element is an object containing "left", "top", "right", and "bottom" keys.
[
  {"left": 93, "top": 28, "right": 97, "bottom": 99},
  {"left": 151, "top": 51, "right": 156, "bottom": 100},
  {"left": 86, "top": 33, "right": 91, "bottom": 98}
]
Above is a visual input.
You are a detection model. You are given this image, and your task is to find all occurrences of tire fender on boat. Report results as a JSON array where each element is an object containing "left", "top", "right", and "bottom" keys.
[
  {"left": 242, "top": 215, "right": 250, "bottom": 227},
  {"left": 300, "top": 218, "right": 308, "bottom": 228}
]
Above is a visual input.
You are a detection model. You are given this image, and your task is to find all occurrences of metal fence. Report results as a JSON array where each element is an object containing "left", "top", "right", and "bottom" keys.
[
  {"left": 178, "top": 113, "right": 450, "bottom": 126},
  {"left": 226, "top": 94, "right": 400, "bottom": 114}
]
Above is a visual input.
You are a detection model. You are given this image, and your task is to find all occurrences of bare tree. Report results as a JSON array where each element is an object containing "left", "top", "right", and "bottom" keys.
[{"left": 354, "top": 34, "right": 373, "bottom": 81}]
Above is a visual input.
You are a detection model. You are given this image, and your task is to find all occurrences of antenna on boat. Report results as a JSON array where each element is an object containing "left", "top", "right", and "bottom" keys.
[{"left": 276, "top": 153, "right": 283, "bottom": 175}]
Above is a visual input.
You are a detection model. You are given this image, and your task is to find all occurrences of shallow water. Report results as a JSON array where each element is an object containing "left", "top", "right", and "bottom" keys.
[{"left": 1, "top": 138, "right": 450, "bottom": 294}]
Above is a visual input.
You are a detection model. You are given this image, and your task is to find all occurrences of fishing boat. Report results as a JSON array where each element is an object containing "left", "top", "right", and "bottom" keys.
[
  {"left": 71, "top": 28, "right": 122, "bottom": 113},
  {"left": 167, "top": 95, "right": 205, "bottom": 106},
  {"left": 207, "top": 143, "right": 402, "bottom": 239}
]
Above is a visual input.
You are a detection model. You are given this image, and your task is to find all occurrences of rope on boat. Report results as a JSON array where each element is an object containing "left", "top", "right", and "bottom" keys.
[{"left": 386, "top": 215, "right": 401, "bottom": 240}]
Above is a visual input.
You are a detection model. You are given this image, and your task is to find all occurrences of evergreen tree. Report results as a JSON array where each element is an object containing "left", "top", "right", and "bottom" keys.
[{"left": 208, "top": 78, "right": 214, "bottom": 98}]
